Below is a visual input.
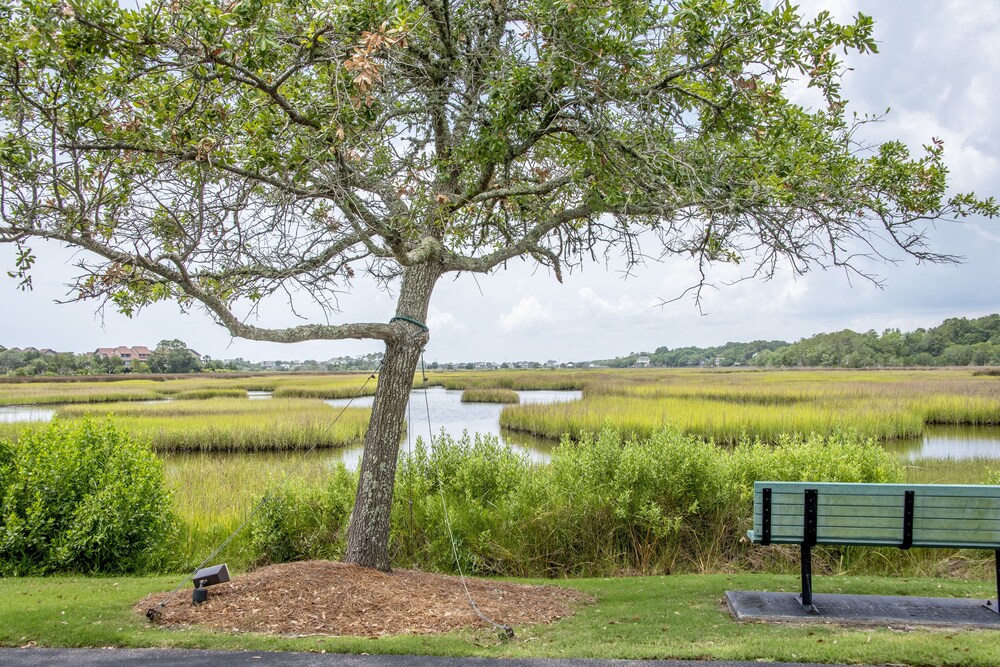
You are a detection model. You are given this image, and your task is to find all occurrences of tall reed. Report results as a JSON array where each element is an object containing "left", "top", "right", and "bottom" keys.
[{"left": 53, "top": 398, "right": 371, "bottom": 452}]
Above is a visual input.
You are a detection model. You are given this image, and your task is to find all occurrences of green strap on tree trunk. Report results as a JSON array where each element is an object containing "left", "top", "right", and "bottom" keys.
[{"left": 390, "top": 316, "right": 429, "bottom": 331}]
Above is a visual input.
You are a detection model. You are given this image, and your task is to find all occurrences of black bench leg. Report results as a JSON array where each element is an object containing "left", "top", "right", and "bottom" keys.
[
  {"left": 984, "top": 549, "right": 999, "bottom": 615},
  {"left": 994, "top": 549, "right": 999, "bottom": 614},
  {"left": 798, "top": 544, "right": 818, "bottom": 614}
]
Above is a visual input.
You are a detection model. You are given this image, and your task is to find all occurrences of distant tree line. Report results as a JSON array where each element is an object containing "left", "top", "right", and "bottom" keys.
[
  {"left": 602, "top": 314, "right": 1000, "bottom": 369},
  {"left": 597, "top": 340, "right": 788, "bottom": 368},
  {"left": 754, "top": 315, "right": 1000, "bottom": 368},
  {"left": 0, "top": 341, "right": 384, "bottom": 377}
]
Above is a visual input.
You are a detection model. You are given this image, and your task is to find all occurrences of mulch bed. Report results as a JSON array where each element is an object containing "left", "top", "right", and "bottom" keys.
[{"left": 137, "top": 560, "right": 591, "bottom": 637}]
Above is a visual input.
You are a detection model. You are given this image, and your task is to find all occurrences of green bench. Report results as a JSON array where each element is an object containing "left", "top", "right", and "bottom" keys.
[{"left": 748, "top": 481, "right": 1000, "bottom": 613}]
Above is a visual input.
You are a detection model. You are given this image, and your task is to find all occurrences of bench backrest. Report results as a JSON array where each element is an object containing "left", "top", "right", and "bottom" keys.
[{"left": 751, "top": 481, "right": 1000, "bottom": 549}]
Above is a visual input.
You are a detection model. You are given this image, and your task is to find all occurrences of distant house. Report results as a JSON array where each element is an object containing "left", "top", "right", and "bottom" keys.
[
  {"left": 94, "top": 345, "right": 152, "bottom": 368},
  {"left": 634, "top": 355, "right": 651, "bottom": 368}
]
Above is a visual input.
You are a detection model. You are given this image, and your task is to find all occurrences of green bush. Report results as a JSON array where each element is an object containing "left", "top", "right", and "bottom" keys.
[
  {"left": 535, "top": 426, "right": 730, "bottom": 574},
  {"left": 391, "top": 431, "right": 532, "bottom": 574},
  {"left": 729, "top": 431, "right": 904, "bottom": 504},
  {"left": 0, "top": 419, "right": 174, "bottom": 575},
  {"left": 249, "top": 465, "right": 356, "bottom": 566},
  {"left": 248, "top": 427, "right": 909, "bottom": 577}
]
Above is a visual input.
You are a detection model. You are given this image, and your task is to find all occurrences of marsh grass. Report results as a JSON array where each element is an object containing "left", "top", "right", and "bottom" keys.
[
  {"left": 0, "top": 373, "right": 381, "bottom": 406},
  {"left": 429, "top": 370, "right": 591, "bottom": 391},
  {"left": 0, "top": 380, "right": 164, "bottom": 406},
  {"left": 461, "top": 388, "right": 520, "bottom": 404},
  {"left": 161, "top": 449, "right": 352, "bottom": 570},
  {"left": 52, "top": 398, "right": 370, "bottom": 452},
  {"left": 273, "top": 384, "right": 378, "bottom": 399},
  {"left": 499, "top": 394, "right": 925, "bottom": 445},
  {"left": 918, "top": 395, "right": 1000, "bottom": 424},
  {"left": 458, "top": 368, "right": 1000, "bottom": 443},
  {"left": 904, "top": 457, "right": 1000, "bottom": 485},
  {"left": 10, "top": 369, "right": 997, "bottom": 444},
  {"left": 172, "top": 389, "right": 248, "bottom": 400},
  {"left": 241, "top": 373, "right": 376, "bottom": 396}
]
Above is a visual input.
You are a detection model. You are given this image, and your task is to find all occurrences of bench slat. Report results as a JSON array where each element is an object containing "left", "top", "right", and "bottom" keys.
[
  {"left": 762, "top": 493, "right": 1000, "bottom": 512},
  {"left": 758, "top": 511, "right": 999, "bottom": 529},
  {"left": 747, "top": 529, "right": 1000, "bottom": 550},
  {"left": 750, "top": 481, "right": 1000, "bottom": 549},
  {"left": 753, "top": 481, "right": 1000, "bottom": 498}
]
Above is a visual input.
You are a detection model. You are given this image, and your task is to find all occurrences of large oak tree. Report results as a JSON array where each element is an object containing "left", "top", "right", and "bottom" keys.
[{"left": 1, "top": 0, "right": 994, "bottom": 570}]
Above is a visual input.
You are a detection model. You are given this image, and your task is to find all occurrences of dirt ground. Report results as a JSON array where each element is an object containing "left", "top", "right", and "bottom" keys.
[{"left": 137, "top": 561, "right": 591, "bottom": 637}]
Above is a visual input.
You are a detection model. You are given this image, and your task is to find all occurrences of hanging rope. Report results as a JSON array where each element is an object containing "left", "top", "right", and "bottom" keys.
[
  {"left": 419, "top": 354, "right": 515, "bottom": 640},
  {"left": 406, "top": 371, "right": 415, "bottom": 546},
  {"left": 147, "top": 357, "right": 384, "bottom": 621}
]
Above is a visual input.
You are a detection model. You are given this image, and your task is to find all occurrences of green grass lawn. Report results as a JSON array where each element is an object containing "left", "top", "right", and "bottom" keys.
[{"left": 1, "top": 572, "right": 997, "bottom": 665}]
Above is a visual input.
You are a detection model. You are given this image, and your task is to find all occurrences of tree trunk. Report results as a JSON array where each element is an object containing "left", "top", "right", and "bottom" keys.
[{"left": 343, "top": 263, "right": 440, "bottom": 571}]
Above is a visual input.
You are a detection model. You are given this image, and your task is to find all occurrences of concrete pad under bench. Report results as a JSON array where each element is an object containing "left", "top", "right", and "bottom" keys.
[{"left": 725, "top": 590, "right": 1000, "bottom": 629}]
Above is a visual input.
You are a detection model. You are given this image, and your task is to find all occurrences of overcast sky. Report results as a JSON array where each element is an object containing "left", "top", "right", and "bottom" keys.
[{"left": 2, "top": 0, "right": 998, "bottom": 363}]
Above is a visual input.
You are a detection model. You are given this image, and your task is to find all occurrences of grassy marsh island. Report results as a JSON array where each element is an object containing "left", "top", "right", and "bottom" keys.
[
  {"left": 460, "top": 388, "right": 521, "bottom": 403},
  {"left": 54, "top": 398, "right": 371, "bottom": 452}
]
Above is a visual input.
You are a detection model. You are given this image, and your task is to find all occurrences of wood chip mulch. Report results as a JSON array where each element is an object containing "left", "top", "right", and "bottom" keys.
[{"left": 136, "top": 560, "right": 592, "bottom": 637}]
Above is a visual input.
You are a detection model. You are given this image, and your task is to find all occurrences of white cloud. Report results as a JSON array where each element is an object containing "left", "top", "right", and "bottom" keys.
[
  {"left": 576, "top": 287, "right": 654, "bottom": 316},
  {"left": 426, "top": 307, "right": 467, "bottom": 333},
  {"left": 496, "top": 296, "right": 554, "bottom": 333}
]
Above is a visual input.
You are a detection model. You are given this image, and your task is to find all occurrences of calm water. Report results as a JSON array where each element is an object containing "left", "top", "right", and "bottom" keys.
[
  {"left": 324, "top": 386, "right": 581, "bottom": 467},
  {"left": 163, "top": 388, "right": 578, "bottom": 477},
  {"left": 0, "top": 405, "right": 55, "bottom": 423},
  {"left": 886, "top": 425, "right": 1000, "bottom": 461}
]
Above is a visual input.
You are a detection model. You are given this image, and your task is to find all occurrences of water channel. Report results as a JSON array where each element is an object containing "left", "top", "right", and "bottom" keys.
[
  {"left": 315, "top": 386, "right": 579, "bottom": 468},
  {"left": 2, "top": 391, "right": 999, "bottom": 464}
]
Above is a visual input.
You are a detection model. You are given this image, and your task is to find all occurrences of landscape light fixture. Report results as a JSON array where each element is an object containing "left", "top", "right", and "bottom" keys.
[{"left": 192, "top": 563, "right": 230, "bottom": 604}]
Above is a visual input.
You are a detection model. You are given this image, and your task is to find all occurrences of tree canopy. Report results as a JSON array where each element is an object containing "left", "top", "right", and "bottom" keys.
[
  {"left": 1, "top": 0, "right": 995, "bottom": 569},
  {"left": 2, "top": 0, "right": 994, "bottom": 317},
  {"left": 147, "top": 338, "right": 203, "bottom": 373}
]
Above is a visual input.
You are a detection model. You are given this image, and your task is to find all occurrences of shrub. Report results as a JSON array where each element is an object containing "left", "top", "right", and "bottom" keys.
[
  {"left": 532, "top": 426, "right": 728, "bottom": 574},
  {"left": 391, "top": 432, "right": 532, "bottom": 574},
  {"left": 245, "top": 427, "right": 909, "bottom": 577},
  {"left": 0, "top": 419, "right": 174, "bottom": 574},
  {"left": 249, "top": 465, "right": 356, "bottom": 566},
  {"left": 729, "top": 431, "right": 905, "bottom": 504}
]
